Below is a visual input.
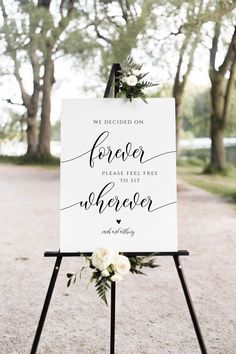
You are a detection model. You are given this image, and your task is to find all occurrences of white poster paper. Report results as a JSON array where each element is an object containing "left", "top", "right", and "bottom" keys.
[{"left": 60, "top": 98, "right": 177, "bottom": 252}]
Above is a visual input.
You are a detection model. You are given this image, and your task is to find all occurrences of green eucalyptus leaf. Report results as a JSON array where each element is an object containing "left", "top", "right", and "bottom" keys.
[{"left": 116, "top": 91, "right": 126, "bottom": 98}]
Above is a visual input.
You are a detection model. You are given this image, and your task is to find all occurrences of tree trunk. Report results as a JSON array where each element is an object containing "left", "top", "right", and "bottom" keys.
[
  {"left": 210, "top": 114, "right": 226, "bottom": 170},
  {"left": 208, "top": 25, "right": 236, "bottom": 173},
  {"left": 208, "top": 72, "right": 226, "bottom": 171},
  {"left": 26, "top": 113, "right": 38, "bottom": 155},
  {"left": 174, "top": 91, "right": 183, "bottom": 153},
  {"left": 37, "top": 46, "right": 54, "bottom": 159},
  {"left": 25, "top": 81, "right": 40, "bottom": 156}
]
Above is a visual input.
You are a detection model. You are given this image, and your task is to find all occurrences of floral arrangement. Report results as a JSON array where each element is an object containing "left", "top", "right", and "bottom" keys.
[
  {"left": 116, "top": 57, "right": 158, "bottom": 103},
  {"left": 67, "top": 247, "right": 159, "bottom": 305}
]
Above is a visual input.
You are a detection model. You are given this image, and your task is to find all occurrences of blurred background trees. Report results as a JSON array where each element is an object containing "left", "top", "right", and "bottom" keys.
[
  {"left": 208, "top": 23, "right": 236, "bottom": 172},
  {"left": 0, "top": 0, "right": 235, "bottom": 172},
  {"left": 0, "top": 0, "right": 98, "bottom": 159}
]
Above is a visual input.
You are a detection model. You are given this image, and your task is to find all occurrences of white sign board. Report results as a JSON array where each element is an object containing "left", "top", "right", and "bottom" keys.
[{"left": 60, "top": 98, "right": 177, "bottom": 252}]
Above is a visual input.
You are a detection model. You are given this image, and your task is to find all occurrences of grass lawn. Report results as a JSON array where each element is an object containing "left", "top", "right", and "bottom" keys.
[
  {"left": 0, "top": 155, "right": 59, "bottom": 169},
  {"left": 177, "top": 162, "right": 236, "bottom": 209}
]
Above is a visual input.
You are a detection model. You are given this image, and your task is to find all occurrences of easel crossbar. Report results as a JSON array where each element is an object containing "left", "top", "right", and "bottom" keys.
[{"left": 44, "top": 250, "right": 189, "bottom": 257}]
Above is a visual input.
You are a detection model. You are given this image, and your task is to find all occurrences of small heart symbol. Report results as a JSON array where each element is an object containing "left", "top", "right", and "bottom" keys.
[{"left": 116, "top": 219, "right": 121, "bottom": 224}]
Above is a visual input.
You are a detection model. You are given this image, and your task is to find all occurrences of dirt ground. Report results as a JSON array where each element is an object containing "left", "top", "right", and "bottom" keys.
[{"left": 0, "top": 163, "right": 236, "bottom": 354}]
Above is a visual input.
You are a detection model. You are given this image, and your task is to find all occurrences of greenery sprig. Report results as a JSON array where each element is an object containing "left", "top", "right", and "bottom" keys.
[
  {"left": 116, "top": 57, "right": 158, "bottom": 103},
  {"left": 129, "top": 255, "right": 160, "bottom": 275},
  {"left": 67, "top": 247, "right": 159, "bottom": 306}
]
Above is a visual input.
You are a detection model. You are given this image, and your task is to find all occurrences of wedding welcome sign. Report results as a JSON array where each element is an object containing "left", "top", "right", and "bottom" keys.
[{"left": 60, "top": 98, "right": 177, "bottom": 252}]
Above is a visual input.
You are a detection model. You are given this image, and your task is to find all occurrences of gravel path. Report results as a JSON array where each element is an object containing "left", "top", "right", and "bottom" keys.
[{"left": 0, "top": 163, "right": 236, "bottom": 354}]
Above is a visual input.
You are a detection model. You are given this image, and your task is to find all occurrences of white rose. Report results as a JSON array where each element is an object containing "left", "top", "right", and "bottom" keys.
[
  {"left": 126, "top": 75, "right": 138, "bottom": 87},
  {"left": 121, "top": 76, "right": 127, "bottom": 83},
  {"left": 91, "top": 247, "right": 114, "bottom": 271},
  {"left": 101, "top": 269, "right": 110, "bottom": 277},
  {"left": 132, "top": 69, "right": 141, "bottom": 76},
  {"left": 112, "top": 255, "right": 130, "bottom": 276},
  {"left": 111, "top": 273, "right": 123, "bottom": 282}
]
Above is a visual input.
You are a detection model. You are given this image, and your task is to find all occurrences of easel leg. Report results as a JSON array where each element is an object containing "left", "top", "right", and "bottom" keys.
[
  {"left": 173, "top": 255, "right": 207, "bottom": 354},
  {"left": 30, "top": 255, "right": 62, "bottom": 354},
  {"left": 110, "top": 281, "right": 116, "bottom": 354}
]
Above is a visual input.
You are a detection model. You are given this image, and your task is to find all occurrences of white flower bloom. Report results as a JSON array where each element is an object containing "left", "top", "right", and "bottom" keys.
[
  {"left": 113, "top": 255, "right": 130, "bottom": 276},
  {"left": 132, "top": 69, "right": 141, "bottom": 76},
  {"left": 91, "top": 247, "right": 114, "bottom": 271},
  {"left": 111, "top": 273, "right": 123, "bottom": 282},
  {"left": 121, "top": 76, "right": 127, "bottom": 83},
  {"left": 126, "top": 75, "right": 138, "bottom": 87},
  {"left": 101, "top": 269, "right": 110, "bottom": 277}
]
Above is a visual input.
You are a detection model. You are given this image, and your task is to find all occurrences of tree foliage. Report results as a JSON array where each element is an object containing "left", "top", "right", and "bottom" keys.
[{"left": 0, "top": 0, "right": 99, "bottom": 158}]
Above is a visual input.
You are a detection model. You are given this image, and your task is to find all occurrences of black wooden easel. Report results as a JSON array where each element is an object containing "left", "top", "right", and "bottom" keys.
[{"left": 30, "top": 63, "right": 208, "bottom": 354}]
